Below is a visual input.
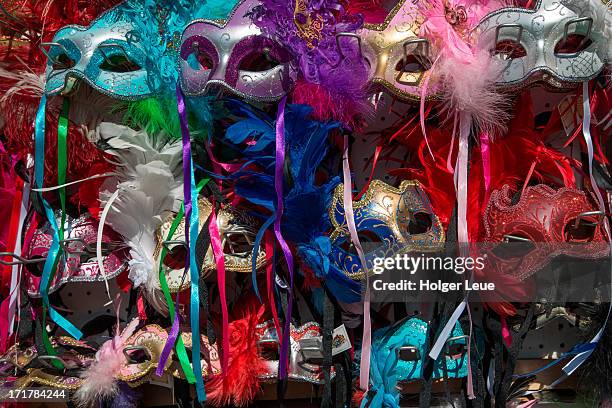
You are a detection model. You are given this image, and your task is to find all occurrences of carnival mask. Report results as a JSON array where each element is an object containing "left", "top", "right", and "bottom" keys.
[
  {"left": 179, "top": 0, "right": 297, "bottom": 101},
  {"left": 355, "top": 0, "right": 434, "bottom": 100},
  {"left": 476, "top": 0, "right": 609, "bottom": 89},
  {"left": 329, "top": 180, "right": 444, "bottom": 280},
  {"left": 369, "top": 317, "right": 468, "bottom": 386},
  {"left": 21, "top": 211, "right": 128, "bottom": 297},
  {"left": 255, "top": 321, "right": 335, "bottom": 384},
  {"left": 482, "top": 184, "right": 609, "bottom": 281},
  {"left": 155, "top": 197, "right": 267, "bottom": 293},
  {"left": 42, "top": 0, "right": 236, "bottom": 99}
]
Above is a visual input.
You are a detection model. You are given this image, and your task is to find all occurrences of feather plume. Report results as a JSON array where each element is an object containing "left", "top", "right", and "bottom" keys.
[
  {"left": 74, "top": 318, "right": 139, "bottom": 407},
  {"left": 205, "top": 300, "right": 266, "bottom": 407},
  {"left": 417, "top": 0, "right": 512, "bottom": 135},
  {"left": 118, "top": 97, "right": 181, "bottom": 140},
  {"left": 97, "top": 123, "right": 183, "bottom": 312}
]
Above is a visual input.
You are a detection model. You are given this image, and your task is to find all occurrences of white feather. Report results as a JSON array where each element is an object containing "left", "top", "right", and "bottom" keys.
[
  {"left": 98, "top": 123, "right": 183, "bottom": 312},
  {"left": 0, "top": 67, "right": 45, "bottom": 105}
]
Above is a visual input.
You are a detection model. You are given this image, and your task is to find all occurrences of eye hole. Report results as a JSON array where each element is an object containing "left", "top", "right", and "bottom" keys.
[
  {"left": 52, "top": 53, "right": 75, "bottom": 70},
  {"left": 395, "top": 54, "right": 430, "bottom": 73},
  {"left": 239, "top": 48, "right": 280, "bottom": 72},
  {"left": 338, "top": 230, "right": 383, "bottom": 253},
  {"left": 494, "top": 40, "right": 527, "bottom": 60},
  {"left": 25, "top": 257, "right": 45, "bottom": 277},
  {"left": 99, "top": 54, "right": 141, "bottom": 72},
  {"left": 564, "top": 218, "right": 598, "bottom": 242},
  {"left": 491, "top": 234, "right": 535, "bottom": 259},
  {"left": 124, "top": 348, "right": 151, "bottom": 364},
  {"left": 224, "top": 233, "right": 253, "bottom": 255},
  {"left": 187, "top": 49, "right": 214, "bottom": 71},
  {"left": 554, "top": 34, "right": 592, "bottom": 56},
  {"left": 163, "top": 246, "right": 187, "bottom": 270},
  {"left": 258, "top": 341, "right": 280, "bottom": 360},
  {"left": 408, "top": 212, "right": 433, "bottom": 235}
]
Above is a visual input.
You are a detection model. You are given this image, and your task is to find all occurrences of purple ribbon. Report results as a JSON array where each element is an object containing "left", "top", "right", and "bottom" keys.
[{"left": 273, "top": 97, "right": 294, "bottom": 380}]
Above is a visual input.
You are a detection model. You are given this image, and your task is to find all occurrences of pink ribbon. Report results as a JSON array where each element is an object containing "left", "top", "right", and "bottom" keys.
[
  {"left": 342, "top": 135, "right": 372, "bottom": 391},
  {"left": 479, "top": 132, "right": 491, "bottom": 194},
  {"left": 208, "top": 199, "right": 229, "bottom": 375}
]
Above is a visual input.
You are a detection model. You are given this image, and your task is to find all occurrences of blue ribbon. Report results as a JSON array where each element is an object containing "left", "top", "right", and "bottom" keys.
[
  {"left": 512, "top": 341, "right": 596, "bottom": 379},
  {"left": 176, "top": 87, "right": 206, "bottom": 402},
  {"left": 251, "top": 215, "right": 275, "bottom": 302},
  {"left": 34, "top": 95, "right": 83, "bottom": 340}
]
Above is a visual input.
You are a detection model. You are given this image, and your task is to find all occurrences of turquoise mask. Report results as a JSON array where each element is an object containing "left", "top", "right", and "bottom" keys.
[
  {"left": 42, "top": 0, "right": 237, "bottom": 99},
  {"left": 363, "top": 317, "right": 470, "bottom": 407}
]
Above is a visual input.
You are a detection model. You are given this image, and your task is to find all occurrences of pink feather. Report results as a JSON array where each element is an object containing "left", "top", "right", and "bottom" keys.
[
  {"left": 74, "top": 318, "right": 139, "bottom": 407},
  {"left": 417, "top": 0, "right": 513, "bottom": 135}
]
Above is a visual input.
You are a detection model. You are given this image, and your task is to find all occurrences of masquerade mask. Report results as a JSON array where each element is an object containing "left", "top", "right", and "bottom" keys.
[
  {"left": 179, "top": 0, "right": 297, "bottom": 101},
  {"left": 42, "top": 0, "right": 234, "bottom": 99},
  {"left": 43, "top": 2, "right": 161, "bottom": 98},
  {"left": 476, "top": 0, "right": 609, "bottom": 89},
  {"left": 370, "top": 317, "right": 468, "bottom": 384},
  {"left": 355, "top": 0, "right": 434, "bottom": 100},
  {"left": 329, "top": 180, "right": 444, "bottom": 280},
  {"left": 482, "top": 184, "right": 609, "bottom": 281},
  {"left": 155, "top": 197, "right": 266, "bottom": 293},
  {"left": 255, "top": 320, "right": 335, "bottom": 384},
  {"left": 22, "top": 212, "right": 128, "bottom": 297}
]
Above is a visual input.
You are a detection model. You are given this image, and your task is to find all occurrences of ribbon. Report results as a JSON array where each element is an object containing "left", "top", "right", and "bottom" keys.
[
  {"left": 341, "top": 135, "right": 372, "bottom": 391},
  {"left": 479, "top": 132, "right": 491, "bottom": 195},
  {"left": 96, "top": 189, "right": 119, "bottom": 303},
  {"left": 561, "top": 82, "right": 612, "bottom": 377},
  {"left": 273, "top": 96, "right": 295, "bottom": 380},
  {"left": 251, "top": 216, "right": 275, "bottom": 302},
  {"left": 428, "top": 112, "right": 473, "bottom": 398},
  {"left": 500, "top": 317, "right": 512, "bottom": 349},
  {"left": 0, "top": 178, "right": 28, "bottom": 352},
  {"left": 34, "top": 96, "right": 83, "bottom": 364},
  {"left": 177, "top": 86, "right": 206, "bottom": 402},
  {"left": 418, "top": 56, "right": 441, "bottom": 160},
  {"left": 155, "top": 205, "right": 194, "bottom": 382},
  {"left": 208, "top": 198, "right": 229, "bottom": 375}
]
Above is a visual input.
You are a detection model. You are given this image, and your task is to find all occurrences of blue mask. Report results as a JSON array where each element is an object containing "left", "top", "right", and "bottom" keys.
[
  {"left": 42, "top": 0, "right": 237, "bottom": 99},
  {"left": 329, "top": 180, "right": 445, "bottom": 280},
  {"left": 363, "top": 317, "right": 470, "bottom": 408}
]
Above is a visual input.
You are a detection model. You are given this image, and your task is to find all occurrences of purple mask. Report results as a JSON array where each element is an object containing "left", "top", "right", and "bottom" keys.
[{"left": 179, "top": 0, "right": 297, "bottom": 101}]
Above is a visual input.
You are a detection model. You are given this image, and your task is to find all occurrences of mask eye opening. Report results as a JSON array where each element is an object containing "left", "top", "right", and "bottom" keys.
[
  {"left": 98, "top": 43, "right": 141, "bottom": 73},
  {"left": 123, "top": 346, "right": 152, "bottom": 364},
  {"left": 564, "top": 211, "right": 603, "bottom": 242},
  {"left": 555, "top": 17, "right": 593, "bottom": 58},
  {"left": 189, "top": 41, "right": 214, "bottom": 71},
  {"left": 491, "top": 234, "right": 535, "bottom": 259},
  {"left": 39, "top": 42, "right": 75, "bottom": 70},
  {"left": 494, "top": 40, "right": 527, "bottom": 60},
  {"left": 408, "top": 212, "right": 433, "bottom": 235},
  {"left": 163, "top": 244, "right": 187, "bottom": 270},
  {"left": 493, "top": 23, "right": 525, "bottom": 60},
  {"left": 238, "top": 47, "right": 281, "bottom": 72},
  {"left": 223, "top": 232, "right": 254, "bottom": 255},
  {"left": 257, "top": 339, "right": 280, "bottom": 361}
]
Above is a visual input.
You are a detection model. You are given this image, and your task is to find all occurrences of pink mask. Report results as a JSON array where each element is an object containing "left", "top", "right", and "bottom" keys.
[
  {"left": 23, "top": 212, "right": 128, "bottom": 297},
  {"left": 179, "top": 0, "right": 297, "bottom": 101}
]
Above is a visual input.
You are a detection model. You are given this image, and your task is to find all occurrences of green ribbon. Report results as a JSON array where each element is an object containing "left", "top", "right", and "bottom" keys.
[
  {"left": 41, "top": 98, "right": 71, "bottom": 369},
  {"left": 158, "top": 178, "right": 209, "bottom": 383}
]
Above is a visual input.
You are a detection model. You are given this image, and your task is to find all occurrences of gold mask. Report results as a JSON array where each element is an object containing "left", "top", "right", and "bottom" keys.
[
  {"left": 355, "top": 0, "right": 433, "bottom": 101},
  {"left": 155, "top": 197, "right": 267, "bottom": 292},
  {"left": 329, "top": 180, "right": 445, "bottom": 280}
]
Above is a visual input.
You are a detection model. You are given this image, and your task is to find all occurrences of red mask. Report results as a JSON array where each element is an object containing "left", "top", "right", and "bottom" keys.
[{"left": 482, "top": 184, "right": 609, "bottom": 282}]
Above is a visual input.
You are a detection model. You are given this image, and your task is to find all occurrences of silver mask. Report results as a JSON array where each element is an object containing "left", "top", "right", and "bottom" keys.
[{"left": 476, "top": 0, "right": 609, "bottom": 89}]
